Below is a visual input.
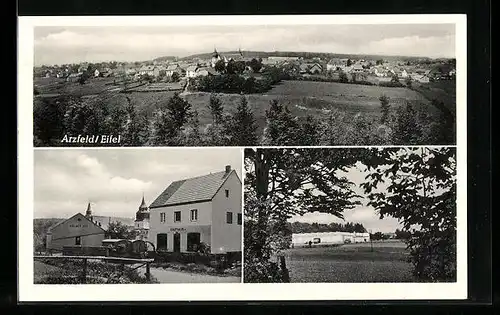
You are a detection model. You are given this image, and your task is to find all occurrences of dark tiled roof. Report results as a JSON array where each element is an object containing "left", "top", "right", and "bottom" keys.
[{"left": 150, "top": 171, "right": 233, "bottom": 208}]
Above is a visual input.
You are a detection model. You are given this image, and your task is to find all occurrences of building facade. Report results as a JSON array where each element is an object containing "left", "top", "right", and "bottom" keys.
[
  {"left": 46, "top": 204, "right": 105, "bottom": 250},
  {"left": 291, "top": 232, "right": 371, "bottom": 247},
  {"left": 149, "top": 165, "right": 242, "bottom": 254}
]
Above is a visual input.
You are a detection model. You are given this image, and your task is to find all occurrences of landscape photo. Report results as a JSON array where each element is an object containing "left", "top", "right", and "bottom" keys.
[
  {"left": 33, "top": 148, "right": 243, "bottom": 284},
  {"left": 33, "top": 24, "right": 457, "bottom": 147},
  {"left": 243, "top": 147, "right": 457, "bottom": 283}
]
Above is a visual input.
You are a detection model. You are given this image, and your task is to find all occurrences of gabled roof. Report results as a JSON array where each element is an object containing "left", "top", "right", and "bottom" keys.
[
  {"left": 166, "top": 64, "right": 180, "bottom": 71},
  {"left": 186, "top": 65, "right": 198, "bottom": 71},
  {"left": 196, "top": 67, "right": 218, "bottom": 76},
  {"left": 47, "top": 212, "right": 105, "bottom": 233},
  {"left": 150, "top": 170, "right": 238, "bottom": 208}
]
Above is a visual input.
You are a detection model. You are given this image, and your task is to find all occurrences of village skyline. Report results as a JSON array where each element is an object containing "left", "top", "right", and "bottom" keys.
[{"left": 34, "top": 24, "right": 456, "bottom": 66}]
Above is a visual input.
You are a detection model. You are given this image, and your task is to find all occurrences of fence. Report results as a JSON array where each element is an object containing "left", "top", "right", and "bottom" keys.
[
  {"left": 153, "top": 251, "right": 242, "bottom": 269},
  {"left": 34, "top": 255, "right": 154, "bottom": 284}
]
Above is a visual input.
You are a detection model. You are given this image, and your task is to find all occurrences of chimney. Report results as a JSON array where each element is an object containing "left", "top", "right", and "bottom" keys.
[{"left": 225, "top": 165, "right": 231, "bottom": 174}]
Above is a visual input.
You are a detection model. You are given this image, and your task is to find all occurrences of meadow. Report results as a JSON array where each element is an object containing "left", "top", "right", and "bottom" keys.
[
  {"left": 284, "top": 241, "right": 415, "bottom": 283},
  {"left": 34, "top": 78, "right": 454, "bottom": 145}
]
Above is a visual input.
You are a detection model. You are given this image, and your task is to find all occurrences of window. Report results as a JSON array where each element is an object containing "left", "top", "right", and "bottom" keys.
[
  {"left": 157, "top": 234, "right": 168, "bottom": 250},
  {"left": 160, "top": 212, "right": 166, "bottom": 223},
  {"left": 190, "top": 209, "right": 198, "bottom": 222},
  {"left": 226, "top": 212, "right": 233, "bottom": 224},
  {"left": 187, "top": 233, "right": 201, "bottom": 252},
  {"left": 225, "top": 189, "right": 229, "bottom": 198},
  {"left": 237, "top": 213, "right": 242, "bottom": 225},
  {"left": 75, "top": 236, "right": 81, "bottom": 245},
  {"left": 174, "top": 211, "right": 181, "bottom": 222}
]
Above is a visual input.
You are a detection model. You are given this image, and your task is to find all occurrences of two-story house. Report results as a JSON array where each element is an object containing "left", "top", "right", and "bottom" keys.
[{"left": 149, "top": 165, "right": 242, "bottom": 254}]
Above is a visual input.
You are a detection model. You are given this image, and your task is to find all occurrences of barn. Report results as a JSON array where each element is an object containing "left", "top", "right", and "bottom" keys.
[
  {"left": 46, "top": 212, "right": 105, "bottom": 251},
  {"left": 291, "top": 232, "right": 370, "bottom": 247}
]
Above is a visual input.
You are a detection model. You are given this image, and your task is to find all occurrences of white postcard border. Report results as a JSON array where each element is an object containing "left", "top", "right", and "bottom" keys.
[{"left": 18, "top": 14, "right": 467, "bottom": 301}]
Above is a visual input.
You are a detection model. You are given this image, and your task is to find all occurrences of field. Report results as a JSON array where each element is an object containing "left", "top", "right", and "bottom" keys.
[
  {"left": 34, "top": 78, "right": 451, "bottom": 141},
  {"left": 284, "top": 240, "right": 415, "bottom": 283}
]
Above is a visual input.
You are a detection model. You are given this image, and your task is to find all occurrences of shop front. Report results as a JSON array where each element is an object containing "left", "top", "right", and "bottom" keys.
[{"left": 155, "top": 225, "right": 211, "bottom": 253}]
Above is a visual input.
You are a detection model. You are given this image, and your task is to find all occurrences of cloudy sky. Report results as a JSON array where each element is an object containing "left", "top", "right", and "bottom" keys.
[
  {"left": 289, "top": 162, "right": 402, "bottom": 234},
  {"left": 34, "top": 148, "right": 242, "bottom": 219},
  {"left": 34, "top": 24, "right": 456, "bottom": 66}
]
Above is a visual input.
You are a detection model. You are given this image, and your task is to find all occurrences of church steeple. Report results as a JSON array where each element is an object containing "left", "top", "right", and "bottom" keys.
[
  {"left": 85, "top": 202, "right": 93, "bottom": 220},
  {"left": 139, "top": 193, "right": 147, "bottom": 210},
  {"left": 135, "top": 194, "right": 150, "bottom": 222}
]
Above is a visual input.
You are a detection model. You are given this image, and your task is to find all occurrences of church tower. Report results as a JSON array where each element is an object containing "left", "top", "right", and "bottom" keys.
[
  {"left": 134, "top": 194, "right": 150, "bottom": 240},
  {"left": 85, "top": 202, "right": 93, "bottom": 221},
  {"left": 211, "top": 48, "right": 222, "bottom": 68}
]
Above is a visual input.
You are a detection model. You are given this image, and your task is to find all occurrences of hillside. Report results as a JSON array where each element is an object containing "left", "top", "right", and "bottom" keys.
[{"left": 174, "top": 51, "right": 437, "bottom": 62}]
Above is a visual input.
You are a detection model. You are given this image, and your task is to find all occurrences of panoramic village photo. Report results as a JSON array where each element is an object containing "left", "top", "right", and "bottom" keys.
[
  {"left": 33, "top": 24, "right": 456, "bottom": 147},
  {"left": 243, "top": 147, "right": 457, "bottom": 283},
  {"left": 33, "top": 148, "right": 243, "bottom": 284}
]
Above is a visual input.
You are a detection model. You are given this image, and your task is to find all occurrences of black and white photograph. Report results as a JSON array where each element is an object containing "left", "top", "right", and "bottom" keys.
[
  {"left": 33, "top": 23, "right": 457, "bottom": 147},
  {"left": 33, "top": 148, "right": 243, "bottom": 284},
  {"left": 243, "top": 147, "right": 457, "bottom": 283}
]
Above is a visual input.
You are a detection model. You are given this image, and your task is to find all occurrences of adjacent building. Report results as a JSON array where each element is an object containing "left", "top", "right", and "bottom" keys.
[
  {"left": 149, "top": 165, "right": 242, "bottom": 254},
  {"left": 45, "top": 203, "right": 105, "bottom": 251},
  {"left": 291, "top": 231, "right": 371, "bottom": 247}
]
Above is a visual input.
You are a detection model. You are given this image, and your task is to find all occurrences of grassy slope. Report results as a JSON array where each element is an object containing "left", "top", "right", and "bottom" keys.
[{"left": 35, "top": 79, "right": 450, "bottom": 140}]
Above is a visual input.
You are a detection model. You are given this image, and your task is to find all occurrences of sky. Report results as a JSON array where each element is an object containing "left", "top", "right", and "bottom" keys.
[
  {"left": 289, "top": 162, "right": 402, "bottom": 234},
  {"left": 34, "top": 148, "right": 242, "bottom": 219},
  {"left": 34, "top": 24, "right": 456, "bottom": 66}
]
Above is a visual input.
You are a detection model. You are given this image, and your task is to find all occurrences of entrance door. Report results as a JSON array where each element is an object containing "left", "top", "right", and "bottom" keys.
[
  {"left": 187, "top": 232, "right": 201, "bottom": 252},
  {"left": 173, "top": 233, "right": 181, "bottom": 252}
]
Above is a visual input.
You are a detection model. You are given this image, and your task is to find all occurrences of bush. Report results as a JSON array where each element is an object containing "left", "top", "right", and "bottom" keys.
[{"left": 243, "top": 257, "right": 286, "bottom": 283}]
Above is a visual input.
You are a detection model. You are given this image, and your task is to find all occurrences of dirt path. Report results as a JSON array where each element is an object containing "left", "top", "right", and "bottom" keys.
[{"left": 140, "top": 267, "right": 241, "bottom": 283}]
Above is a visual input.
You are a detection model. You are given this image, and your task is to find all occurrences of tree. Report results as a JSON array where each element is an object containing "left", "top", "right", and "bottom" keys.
[
  {"left": 249, "top": 58, "right": 263, "bottom": 73},
  {"left": 262, "top": 100, "right": 301, "bottom": 145},
  {"left": 171, "top": 72, "right": 180, "bottom": 82},
  {"left": 405, "top": 77, "right": 412, "bottom": 89},
  {"left": 360, "top": 147, "right": 457, "bottom": 281},
  {"left": 227, "top": 96, "right": 258, "bottom": 146},
  {"left": 376, "top": 59, "right": 384, "bottom": 65},
  {"left": 214, "top": 60, "right": 226, "bottom": 73},
  {"left": 167, "top": 93, "right": 192, "bottom": 131},
  {"left": 392, "top": 102, "right": 423, "bottom": 144},
  {"left": 339, "top": 71, "right": 348, "bottom": 83},
  {"left": 78, "top": 72, "right": 89, "bottom": 85},
  {"left": 207, "top": 93, "right": 224, "bottom": 125},
  {"left": 106, "top": 221, "right": 136, "bottom": 240},
  {"left": 346, "top": 59, "right": 352, "bottom": 66},
  {"left": 244, "top": 148, "right": 364, "bottom": 271},
  {"left": 379, "top": 95, "right": 391, "bottom": 124},
  {"left": 123, "top": 97, "right": 150, "bottom": 146},
  {"left": 182, "top": 109, "right": 203, "bottom": 146},
  {"left": 33, "top": 98, "right": 66, "bottom": 146},
  {"left": 391, "top": 74, "right": 400, "bottom": 84},
  {"left": 234, "top": 61, "right": 246, "bottom": 74},
  {"left": 299, "top": 115, "right": 320, "bottom": 145}
]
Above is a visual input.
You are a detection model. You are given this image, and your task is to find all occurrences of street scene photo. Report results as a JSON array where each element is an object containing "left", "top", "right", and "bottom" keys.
[
  {"left": 33, "top": 148, "right": 243, "bottom": 284},
  {"left": 33, "top": 24, "right": 456, "bottom": 147},
  {"left": 243, "top": 147, "right": 456, "bottom": 283}
]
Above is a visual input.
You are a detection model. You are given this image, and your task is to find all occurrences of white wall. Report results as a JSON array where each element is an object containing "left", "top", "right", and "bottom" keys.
[
  {"left": 149, "top": 201, "right": 212, "bottom": 252},
  {"left": 211, "top": 171, "right": 242, "bottom": 254},
  {"left": 292, "top": 232, "right": 370, "bottom": 247},
  {"left": 48, "top": 233, "right": 105, "bottom": 250}
]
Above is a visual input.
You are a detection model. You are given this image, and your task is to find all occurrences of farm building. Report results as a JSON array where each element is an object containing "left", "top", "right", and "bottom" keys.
[
  {"left": 196, "top": 67, "right": 218, "bottom": 77},
  {"left": 149, "top": 165, "right": 242, "bottom": 254},
  {"left": 45, "top": 203, "right": 105, "bottom": 251},
  {"left": 291, "top": 232, "right": 370, "bottom": 247},
  {"left": 66, "top": 72, "right": 83, "bottom": 82},
  {"left": 138, "top": 65, "right": 160, "bottom": 77}
]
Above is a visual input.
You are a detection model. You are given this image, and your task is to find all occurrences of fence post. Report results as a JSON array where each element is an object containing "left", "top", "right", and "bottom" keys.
[
  {"left": 146, "top": 262, "right": 151, "bottom": 282},
  {"left": 82, "top": 258, "right": 87, "bottom": 284}
]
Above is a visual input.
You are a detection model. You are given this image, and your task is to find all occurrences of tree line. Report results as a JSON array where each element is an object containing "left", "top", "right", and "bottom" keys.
[{"left": 34, "top": 90, "right": 455, "bottom": 147}]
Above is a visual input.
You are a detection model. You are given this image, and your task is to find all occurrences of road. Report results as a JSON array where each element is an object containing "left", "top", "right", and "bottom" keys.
[{"left": 140, "top": 266, "right": 241, "bottom": 283}]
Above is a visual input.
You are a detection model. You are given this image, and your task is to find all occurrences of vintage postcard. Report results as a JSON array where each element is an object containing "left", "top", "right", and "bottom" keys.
[{"left": 18, "top": 14, "right": 467, "bottom": 302}]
